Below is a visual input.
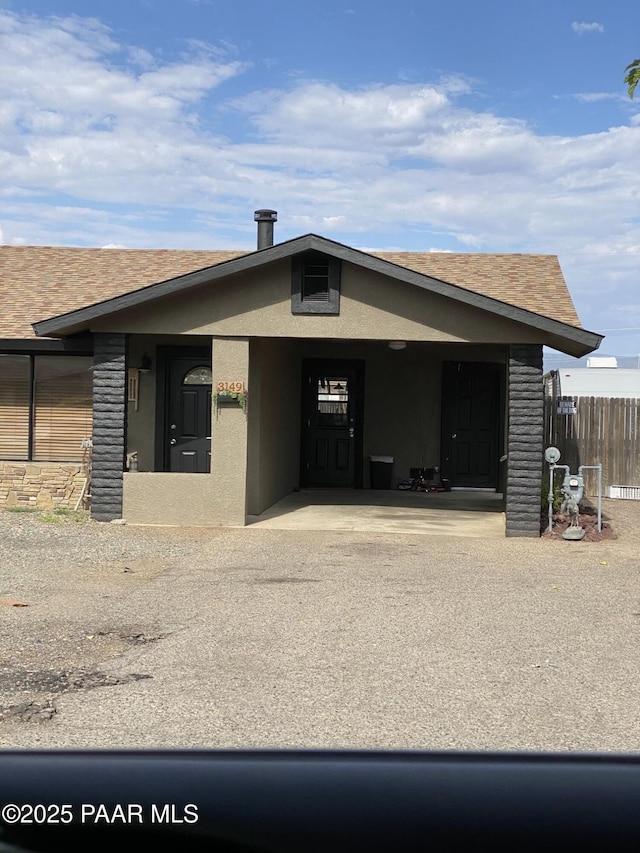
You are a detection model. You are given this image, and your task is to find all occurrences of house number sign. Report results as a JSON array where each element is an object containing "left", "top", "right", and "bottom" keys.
[{"left": 216, "top": 381, "right": 246, "bottom": 393}]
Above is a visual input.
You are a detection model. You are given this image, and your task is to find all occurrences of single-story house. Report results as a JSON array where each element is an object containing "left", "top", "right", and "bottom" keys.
[{"left": 0, "top": 210, "right": 603, "bottom": 536}]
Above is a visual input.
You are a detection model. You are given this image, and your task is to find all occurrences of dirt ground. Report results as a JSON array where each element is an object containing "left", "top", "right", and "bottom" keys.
[{"left": 2, "top": 497, "right": 640, "bottom": 751}]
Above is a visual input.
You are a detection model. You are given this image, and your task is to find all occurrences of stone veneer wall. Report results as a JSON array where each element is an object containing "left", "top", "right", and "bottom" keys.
[
  {"left": 505, "top": 343, "right": 544, "bottom": 537},
  {"left": 91, "top": 333, "right": 126, "bottom": 521},
  {"left": 0, "top": 462, "right": 87, "bottom": 509}
]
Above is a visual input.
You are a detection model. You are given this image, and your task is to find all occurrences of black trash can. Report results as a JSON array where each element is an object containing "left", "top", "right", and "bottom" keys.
[{"left": 370, "top": 455, "right": 394, "bottom": 489}]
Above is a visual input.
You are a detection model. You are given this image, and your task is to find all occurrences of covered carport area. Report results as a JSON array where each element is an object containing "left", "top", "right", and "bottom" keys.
[{"left": 246, "top": 488, "right": 505, "bottom": 538}]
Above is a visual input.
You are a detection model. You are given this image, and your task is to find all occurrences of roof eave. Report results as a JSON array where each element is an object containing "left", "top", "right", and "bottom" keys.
[{"left": 544, "top": 329, "right": 603, "bottom": 359}]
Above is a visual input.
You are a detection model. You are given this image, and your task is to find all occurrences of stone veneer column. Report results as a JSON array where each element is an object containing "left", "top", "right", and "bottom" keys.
[
  {"left": 91, "top": 333, "right": 126, "bottom": 521},
  {"left": 505, "top": 343, "right": 544, "bottom": 537}
]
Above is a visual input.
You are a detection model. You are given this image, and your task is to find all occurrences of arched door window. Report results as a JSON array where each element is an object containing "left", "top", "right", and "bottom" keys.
[{"left": 182, "top": 366, "right": 212, "bottom": 385}]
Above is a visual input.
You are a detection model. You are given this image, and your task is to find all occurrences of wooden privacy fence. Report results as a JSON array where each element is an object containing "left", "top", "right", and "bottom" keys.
[{"left": 543, "top": 396, "right": 640, "bottom": 496}]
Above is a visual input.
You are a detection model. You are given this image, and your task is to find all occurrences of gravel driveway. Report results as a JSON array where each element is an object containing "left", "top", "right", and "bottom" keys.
[{"left": 1, "top": 501, "right": 640, "bottom": 752}]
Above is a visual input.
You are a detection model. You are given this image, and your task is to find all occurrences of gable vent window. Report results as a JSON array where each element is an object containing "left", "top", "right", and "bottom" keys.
[
  {"left": 292, "top": 252, "right": 340, "bottom": 314},
  {"left": 302, "top": 265, "right": 330, "bottom": 301}
]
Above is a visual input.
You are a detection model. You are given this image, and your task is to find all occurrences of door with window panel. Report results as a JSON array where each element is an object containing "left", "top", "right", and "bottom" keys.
[
  {"left": 167, "top": 358, "right": 212, "bottom": 473},
  {"left": 302, "top": 360, "right": 363, "bottom": 487}
]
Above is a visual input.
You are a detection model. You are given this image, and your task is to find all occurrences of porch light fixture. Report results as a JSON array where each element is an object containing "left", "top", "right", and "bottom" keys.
[
  {"left": 136, "top": 353, "right": 153, "bottom": 373},
  {"left": 388, "top": 341, "right": 407, "bottom": 351}
]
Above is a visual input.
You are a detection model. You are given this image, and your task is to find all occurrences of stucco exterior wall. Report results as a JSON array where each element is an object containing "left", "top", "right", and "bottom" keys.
[
  {"left": 246, "top": 338, "right": 301, "bottom": 516},
  {"left": 209, "top": 337, "right": 249, "bottom": 526},
  {"left": 122, "top": 472, "right": 220, "bottom": 525},
  {"left": 363, "top": 345, "right": 440, "bottom": 484},
  {"left": 90, "top": 260, "right": 545, "bottom": 345}
]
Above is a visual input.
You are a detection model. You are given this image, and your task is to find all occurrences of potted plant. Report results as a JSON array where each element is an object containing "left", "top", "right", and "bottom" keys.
[{"left": 213, "top": 389, "right": 248, "bottom": 413}]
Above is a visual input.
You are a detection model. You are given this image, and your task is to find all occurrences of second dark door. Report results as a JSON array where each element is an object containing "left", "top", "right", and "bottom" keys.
[{"left": 301, "top": 359, "right": 364, "bottom": 487}]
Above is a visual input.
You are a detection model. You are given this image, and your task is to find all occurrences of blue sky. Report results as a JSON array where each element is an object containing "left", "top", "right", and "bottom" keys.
[{"left": 1, "top": 1, "right": 639, "bottom": 362}]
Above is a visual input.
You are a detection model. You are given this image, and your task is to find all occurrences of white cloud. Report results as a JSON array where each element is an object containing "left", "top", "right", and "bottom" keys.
[
  {"left": 238, "top": 82, "right": 452, "bottom": 148},
  {"left": 0, "top": 10, "right": 245, "bottom": 141},
  {"left": 571, "top": 21, "right": 605, "bottom": 34},
  {"left": 0, "top": 9, "right": 251, "bottom": 220},
  {"left": 569, "top": 92, "right": 626, "bottom": 103},
  {"left": 0, "top": 10, "right": 639, "bottom": 336}
]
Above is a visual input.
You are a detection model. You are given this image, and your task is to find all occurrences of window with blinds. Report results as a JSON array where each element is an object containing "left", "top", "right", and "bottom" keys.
[
  {"left": 0, "top": 355, "right": 30, "bottom": 460},
  {"left": 33, "top": 356, "right": 93, "bottom": 461}
]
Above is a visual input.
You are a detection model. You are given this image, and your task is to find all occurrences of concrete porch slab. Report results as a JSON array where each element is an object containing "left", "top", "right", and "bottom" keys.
[{"left": 246, "top": 489, "right": 505, "bottom": 538}]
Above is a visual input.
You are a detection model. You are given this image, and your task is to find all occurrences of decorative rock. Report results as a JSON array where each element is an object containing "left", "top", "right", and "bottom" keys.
[{"left": 562, "top": 526, "right": 586, "bottom": 540}]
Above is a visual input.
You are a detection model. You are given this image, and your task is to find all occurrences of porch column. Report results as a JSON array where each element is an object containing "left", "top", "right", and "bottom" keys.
[
  {"left": 210, "top": 337, "right": 249, "bottom": 526},
  {"left": 91, "top": 333, "right": 126, "bottom": 521},
  {"left": 505, "top": 343, "right": 544, "bottom": 537}
]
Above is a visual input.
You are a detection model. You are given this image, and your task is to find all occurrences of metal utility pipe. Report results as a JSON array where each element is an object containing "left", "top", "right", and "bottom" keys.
[{"left": 548, "top": 464, "right": 570, "bottom": 533}]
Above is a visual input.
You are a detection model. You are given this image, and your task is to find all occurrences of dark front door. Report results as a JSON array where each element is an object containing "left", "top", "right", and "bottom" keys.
[
  {"left": 301, "top": 359, "right": 364, "bottom": 487},
  {"left": 441, "top": 361, "right": 503, "bottom": 489},
  {"left": 167, "top": 355, "right": 212, "bottom": 473}
]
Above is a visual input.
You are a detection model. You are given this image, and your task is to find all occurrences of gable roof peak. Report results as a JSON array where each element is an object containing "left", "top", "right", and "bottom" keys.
[{"left": 0, "top": 239, "right": 601, "bottom": 356}]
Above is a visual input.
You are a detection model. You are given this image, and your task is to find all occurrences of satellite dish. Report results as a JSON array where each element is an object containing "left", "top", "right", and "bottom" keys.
[{"left": 544, "top": 446, "right": 561, "bottom": 463}]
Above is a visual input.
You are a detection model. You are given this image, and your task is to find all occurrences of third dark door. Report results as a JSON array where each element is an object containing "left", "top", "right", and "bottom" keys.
[{"left": 440, "top": 361, "right": 502, "bottom": 488}]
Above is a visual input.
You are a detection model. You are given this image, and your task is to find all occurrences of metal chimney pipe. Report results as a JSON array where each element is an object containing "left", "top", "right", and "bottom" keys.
[{"left": 254, "top": 209, "right": 278, "bottom": 250}]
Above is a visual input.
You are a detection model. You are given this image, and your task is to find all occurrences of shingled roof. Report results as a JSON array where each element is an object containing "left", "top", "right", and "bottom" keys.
[
  {"left": 1, "top": 241, "right": 582, "bottom": 341},
  {"left": 373, "top": 252, "right": 581, "bottom": 329},
  {"left": 0, "top": 246, "right": 243, "bottom": 340}
]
